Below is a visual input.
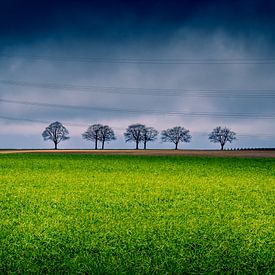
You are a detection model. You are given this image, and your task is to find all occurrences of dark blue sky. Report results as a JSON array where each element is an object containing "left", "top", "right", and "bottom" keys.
[
  {"left": 0, "top": 0, "right": 274, "bottom": 149},
  {"left": 1, "top": 0, "right": 275, "bottom": 46}
]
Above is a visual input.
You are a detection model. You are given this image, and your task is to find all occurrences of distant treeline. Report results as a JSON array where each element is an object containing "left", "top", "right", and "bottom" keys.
[{"left": 42, "top": 121, "right": 237, "bottom": 150}]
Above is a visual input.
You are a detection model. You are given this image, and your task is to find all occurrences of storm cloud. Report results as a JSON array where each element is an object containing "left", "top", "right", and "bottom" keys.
[{"left": 0, "top": 0, "right": 274, "bottom": 149}]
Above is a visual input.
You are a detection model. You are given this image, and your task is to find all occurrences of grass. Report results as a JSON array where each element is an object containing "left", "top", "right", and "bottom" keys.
[{"left": 0, "top": 154, "right": 274, "bottom": 273}]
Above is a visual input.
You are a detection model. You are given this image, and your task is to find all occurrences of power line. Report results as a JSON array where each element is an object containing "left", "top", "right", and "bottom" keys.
[
  {"left": 0, "top": 115, "right": 273, "bottom": 138},
  {"left": 1, "top": 54, "right": 275, "bottom": 64},
  {"left": 0, "top": 115, "right": 124, "bottom": 130},
  {"left": 1, "top": 98, "right": 275, "bottom": 119},
  {"left": 0, "top": 115, "right": 86, "bottom": 128},
  {"left": 0, "top": 115, "right": 129, "bottom": 132},
  {"left": 1, "top": 80, "right": 275, "bottom": 98}
]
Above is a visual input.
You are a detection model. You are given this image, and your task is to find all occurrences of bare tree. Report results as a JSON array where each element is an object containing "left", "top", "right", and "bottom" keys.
[
  {"left": 124, "top": 124, "right": 145, "bottom": 149},
  {"left": 141, "top": 127, "right": 158, "bottom": 149},
  {"left": 99, "top": 125, "right": 116, "bottom": 149},
  {"left": 208, "top": 126, "right": 236, "bottom": 150},
  {"left": 161, "top": 126, "right": 191, "bottom": 150},
  {"left": 42, "top": 121, "right": 70, "bottom": 149},
  {"left": 82, "top": 124, "right": 103, "bottom": 150}
]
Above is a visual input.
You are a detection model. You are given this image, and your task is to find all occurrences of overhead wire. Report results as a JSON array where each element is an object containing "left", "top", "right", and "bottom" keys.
[
  {"left": 0, "top": 115, "right": 273, "bottom": 138},
  {"left": 0, "top": 98, "right": 275, "bottom": 119},
  {"left": 1, "top": 79, "right": 275, "bottom": 98},
  {"left": 0, "top": 55, "right": 274, "bottom": 142}
]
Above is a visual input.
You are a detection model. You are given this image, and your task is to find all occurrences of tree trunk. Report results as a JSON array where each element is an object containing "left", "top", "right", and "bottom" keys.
[
  {"left": 221, "top": 143, "right": 224, "bottom": 150},
  {"left": 144, "top": 141, "right": 147, "bottom": 150},
  {"left": 54, "top": 142, "right": 57, "bottom": 150},
  {"left": 175, "top": 142, "right": 178, "bottom": 150},
  {"left": 136, "top": 140, "right": 139, "bottom": 150},
  {"left": 95, "top": 138, "right": 98, "bottom": 150},
  {"left": 102, "top": 139, "right": 105, "bottom": 150}
]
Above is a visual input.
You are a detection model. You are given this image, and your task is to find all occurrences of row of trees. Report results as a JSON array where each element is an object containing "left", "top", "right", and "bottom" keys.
[
  {"left": 42, "top": 122, "right": 115, "bottom": 150},
  {"left": 123, "top": 124, "right": 193, "bottom": 150},
  {"left": 42, "top": 121, "right": 236, "bottom": 150}
]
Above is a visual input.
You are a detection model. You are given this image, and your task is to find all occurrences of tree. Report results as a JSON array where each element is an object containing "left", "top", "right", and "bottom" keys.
[
  {"left": 124, "top": 124, "right": 145, "bottom": 149},
  {"left": 141, "top": 127, "right": 158, "bottom": 149},
  {"left": 82, "top": 124, "right": 103, "bottom": 149},
  {"left": 208, "top": 126, "right": 236, "bottom": 150},
  {"left": 161, "top": 126, "right": 191, "bottom": 150},
  {"left": 42, "top": 121, "right": 70, "bottom": 149},
  {"left": 99, "top": 125, "right": 116, "bottom": 149}
]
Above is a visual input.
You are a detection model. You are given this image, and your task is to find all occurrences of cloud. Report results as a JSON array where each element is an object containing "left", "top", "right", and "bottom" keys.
[{"left": 0, "top": 0, "right": 274, "bottom": 148}]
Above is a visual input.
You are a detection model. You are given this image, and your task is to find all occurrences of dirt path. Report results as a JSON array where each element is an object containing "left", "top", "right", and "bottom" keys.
[{"left": 1, "top": 149, "right": 275, "bottom": 158}]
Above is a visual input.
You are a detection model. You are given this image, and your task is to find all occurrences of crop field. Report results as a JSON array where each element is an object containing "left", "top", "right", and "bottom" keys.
[{"left": 0, "top": 153, "right": 274, "bottom": 273}]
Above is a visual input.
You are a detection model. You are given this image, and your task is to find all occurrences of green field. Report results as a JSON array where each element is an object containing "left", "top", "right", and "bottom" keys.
[{"left": 0, "top": 154, "right": 274, "bottom": 273}]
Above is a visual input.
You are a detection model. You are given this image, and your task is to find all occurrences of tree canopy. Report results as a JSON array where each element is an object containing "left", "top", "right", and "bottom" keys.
[
  {"left": 42, "top": 121, "right": 70, "bottom": 149},
  {"left": 100, "top": 125, "right": 116, "bottom": 149},
  {"left": 124, "top": 124, "right": 146, "bottom": 149},
  {"left": 161, "top": 126, "right": 191, "bottom": 150},
  {"left": 141, "top": 127, "right": 158, "bottom": 149},
  {"left": 208, "top": 126, "right": 236, "bottom": 150},
  {"left": 82, "top": 124, "right": 116, "bottom": 149}
]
